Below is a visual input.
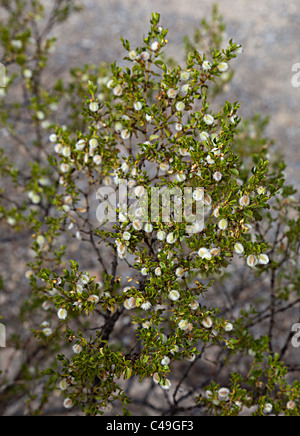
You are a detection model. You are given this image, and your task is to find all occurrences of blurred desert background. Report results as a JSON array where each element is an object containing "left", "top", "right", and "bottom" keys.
[{"left": 51, "top": 0, "right": 300, "bottom": 184}]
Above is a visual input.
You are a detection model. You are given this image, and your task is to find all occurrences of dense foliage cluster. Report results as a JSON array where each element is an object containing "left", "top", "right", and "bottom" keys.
[{"left": 0, "top": 1, "right": 299, "bottom": 416}]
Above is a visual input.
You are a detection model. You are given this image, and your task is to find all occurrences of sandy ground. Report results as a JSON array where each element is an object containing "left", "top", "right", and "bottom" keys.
[{"left": 50, "top": 0, "right": 300, "bottom": 184}]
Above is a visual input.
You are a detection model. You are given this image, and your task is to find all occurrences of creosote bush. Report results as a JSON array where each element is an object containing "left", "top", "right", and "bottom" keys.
[{"left": 0, "top": 2, "right": 300, "bottom": 416}]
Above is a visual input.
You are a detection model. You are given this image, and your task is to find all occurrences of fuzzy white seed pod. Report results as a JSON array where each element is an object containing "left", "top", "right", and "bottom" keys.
[
  {"left": 93, "top": 155, "right": 102, "bottom": 165},
  {"left": 134, "top": 185, "right": 146, "bottom": 198},
  {"left": 199, "top": 131, "right": 210, "bottom": 142},
  {"left": 57, "top": 308, "right": 68, "bottom": 320},
  {"left": 263, "top": 403, "right": 273, "bottom": 414},
  {"left": 124, "top": 297, "right": 136, "bottom": 310},
  {"left": 134, "top": 101, "right": 143, "bottom": 111},
  {"left": 76, "top": 139, "right": 86, "bottom": 150},
  {"left": 42, "top": 328, "right": 53, "bottom": 337},
  {"left": 247, "top": 255, "right": 258, "bottom": 268},
  {"left": 175, "top": 101, "right": 185, "bottom": 112},
  {"left": 151, "top": 41, "right": 160, "bottom": 51},
  {"left": 178, "top": 319, "right": 189, "bottom": 331},
  {"left": 203, "top": 114, "right": 214, "bottom": 125},
  {"left": 153, "top": 373, "right": 160, "bottom": 384},
  {"left": 132, "top": 220, "right": 142, "bottom": 231},
  {"left": 239, "top": 195, "right": 250, "bottom": 208},
  {"left": 166, "top": 233, "right": 177, "bottom": 244},
  {"left": 234, "top": 242, "right": 244, "bottom": 255},
  {"left": 218, "top": 62, "right": 229, "bottom": 72},
  {"left": 157, "top": 230, "right": 166, "bottom": 241},
  {"left": 198, "top": 247, "right": 212, "bottom": 260},
  {"left": 144, "top": 223, "right": 153, "bottom": 233},
  {"left": 121, "top": 129, "right": 131, "bottom": 140},
  {"left": 89, "top": 102, "right": 99, "bottom": 112},
  {"left": 202, "top": 60, "right": 212, "bottom": 71},
  {"left": 218, "top": 219, "right": 228, "bottom": 230},
  {"left": 167, "top": 88, "right": 177, "bottom": 99},
  {"left": 161, "top": 356, "right": 170, "bottom": 366},
  {"left": 63, "top": 398, "right": 73, "bottom": 409},
  {"left": 159, "top": 163, "right": 170, "bottom": 172},
  {"left": 72, "top": 344, "right": 82, "bottom": 354},
  {"left": 202, "top": 317, "right": 213, "bottom": 329},
  {"left": 193, "top": 188, "right": 204, "bottom": 202},
  {"left": 224, "top": 322, "right": 234, "bottom": 332},
  {"left": 218, "top": 388, "right": 230, "bottom": 401},
  {"left": 258, "top": 253, "right": 269, "bottom": 265},
  {"left": 155, "top": 267, "right": 162, "bottom": 276},
  {"left": 169, "top": 290, "right": 180, "bottom": 301},
  {"left": 213, "top": 171, "right": 222, "bottom": 182},
  {"left": 141, "top": 301, "right": 152, "bottom": 311}
]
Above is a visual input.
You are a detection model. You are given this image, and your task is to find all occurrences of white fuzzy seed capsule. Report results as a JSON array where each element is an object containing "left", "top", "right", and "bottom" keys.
[
  {"left": 113, "top": 85, "right": 123, "bottom": 96},
  {"left": 213, "top": 171, "right": 222, "bottom": 182},
  {"left": 161, "top": 356, "right": 170, "bottom": 366},
  {"left": 176, "top": 101, "right": 185, "bottom": 112},
  {"left": 157, "top": 230, "right": 166, "bottom": 241},
  {"left": 193, "top": 188, "right": 204, "bottom": 202},
  {"left": 60, "top": 163, "right": 70, "bottom": 173},
  {"left": 161, "top": 382, "right": 171, "bottom": 393},
  {"left": 258, "top": 253, "right": 269, "bottom": 265},
  {"left": 159, "top": 163, "right": 170, "bottom": 172},
  {"left": 63, "top": 398, "right": 73, "bottom": 409},
  {"left": 167, "top": 88, "right": 177, "bottom": 99},
  {"left": 93, "top": 155, "right": 102, "bottom": 165},
  {"left": 133, "top": 220, "right": 142, "bottom": 231},
  {"left": 89, "top": 102, "right": 99, "bottom": 112},
  {"left": 218, "top": 219, "right": 228, "bottom": 230},
  {"left": 239, "top": 195, "right": 250, "bottom": 208},
  {"left": 169, "top": 290, "right": 180, "bottom": 301},
  {"left": 155, "top": 267, "right": 162, "bottom": 276},
  {"left": 234, "top": 242, "right": 244, "bottom": 255},
  {"left": 203, "top": 114, "right": 214, "bottom": 125},
  {"left": 129, "top": 50, "right": 138, "bottom": 60},
  {"left": 49, "top": 134, "right": 58, "bottom": 143},
  {"left": 218, "top": 388, "right": 230, "bottom": 401},
  {"left": 134, "top": 101, "right": 143, "bottom": 111},
  {"left": 202, "top": 60, "right": 212, "bottom": 71},
  {"left": 151, "top": 41, "right": 160, "bottom": 51},
  {"left": 247, "top": 255, "right": 258, "bottom": 268},
  {"left": 72, "top": 344, "right": 83, "bottom": 354},
  {"left": 199, "top": 131, "right": 210, "bottom": 142},
  {"left": 263, "top": 403, "right": 273, "bottom": 414},
  {"left": 121, "top": 129, "right": 131, "bottom": 140},
  {"left": 134, "top": 186, "right": 146, "bottom": 197},
  {"left": 57, "top": 308, "right": 68, "bottom": 320},
  {"left": 144, "top": 223, "right": 153, "bottom": 233},
  {"left": 89, "top": 138, "right": 98, "bottom": 149},
  {"left": 198, "top": 247, "right": 212, "bottom": 260},
  {"left": 166, "top": 233, "right": 177, "bottom": 244},
  {"left": 224, "top": 322, "right": 234, "bottom": 332},
  {"left": 202, "top": 317, "right": 213, "bottom": 329},
  {"left": 76, "top": 139, "right": 86, "bottom": 150},
  {"left": 153, "top": 373, "right": 160, "bottom": 384},
  {"left": 218, "top": 62, "right": 229, "bottom": 72},
  {"left": 124, "top": 297, "right": 136, "bottom": 310},
  {"left": 180, "top": 71, "right": 190, "bottom": 81},
  {"left": 175, "top": 267, "right": 185, "bottom": 278},
  {"left": 123, "top": 231, "right": 131, "bottom": 241}
]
